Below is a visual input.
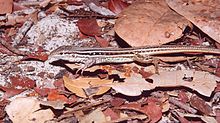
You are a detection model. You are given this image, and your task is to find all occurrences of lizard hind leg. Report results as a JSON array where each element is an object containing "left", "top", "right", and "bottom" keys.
[{"left": 133, "top": 53, "right": 160, "bottom": 74}]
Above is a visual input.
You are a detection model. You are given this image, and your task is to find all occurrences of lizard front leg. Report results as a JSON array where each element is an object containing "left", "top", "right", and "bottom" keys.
[{"left": 76, "top": 59, "right": 96, "bottom": 74}]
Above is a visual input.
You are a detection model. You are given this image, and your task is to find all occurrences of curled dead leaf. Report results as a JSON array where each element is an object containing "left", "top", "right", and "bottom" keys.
[{"left": 63, "top": 76, "right": 112, "bottom": 98}]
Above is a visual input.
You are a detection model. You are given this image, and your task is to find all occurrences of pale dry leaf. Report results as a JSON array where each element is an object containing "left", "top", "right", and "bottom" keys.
[
  {"left": 149, "top": 70, "right": 218, "bottom": 97},
  {"left": 79, "top": 108, "right": 107, "bottom": 123},
  {"left": 5, "top": 97, "right": 54, "bottom": 123},
  {"left": 110, "top": 73, "right": 156, "bottom": 96},
  {"left": 63, "top": 76, "right": 112, "bottom": 98},
  {"left": 166, "top": 0, "right": 220, "bottom": 43},
  {"left": 106, "top": 70, "right": 218, "bottom": 97},
  {"left": 40, "top": 100, "right": 65, "bottom": 110},
  {"left": 114, "top": 0, "right": 191, "bottom": 46}
]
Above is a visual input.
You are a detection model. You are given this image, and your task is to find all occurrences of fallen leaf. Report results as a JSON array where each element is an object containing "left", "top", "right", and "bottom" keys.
[
  {"left": 156, "top": 56, "right": 195, "bottom": 62},
  {"left": 47, "top": 89, "right": 68, "bottom": 102},
  {"left": 88, "top": 2, "right": 116, "bottom": 16},
  {"left": 0, "top": 44, "right": 15, "bottom": 55},
  {"left": 5, "top": 97, "right": 54, "bottom": 123},
  {"left": 110, "top": 97, "right": 126, "bottom": 107},
  {"left": 0, "top": 99, "right": 9, "bottom": 119},
  {"left": 26, "top": 48, "right": 48, "bottom": 61},
  {"left": 0, "top": 0, "right": 13, "bottom": 14},
  {"left": 34, "top": 87, "right": 50, "bottom": 97},
  {"left": 190, "top": 95, "right": 213, "bottom": 115},
  {"left": 63, "top": 76, "right": 112, "bottom": 98},
  {"left": 107, "top": 70, "right": 218, "bottom": 97},
  {"left": 13, "top": 2, "right": 27, "bottom": 12},
  {"left": 53, "top": 78, "right": 65, "bottom": 90},
  {"left": 95, "top": 35, "right": 109, "bottom": 47},
  {"left": 178, "top": 90, "right": 189, "bottom": 103},
  {"left": 39, "top": 0, "right": 51, "bottom": 8},
  {"left": 9, "top": 75, "right": 36, "bottom": 89},
  {"left": 0, "top": 86, "right": 25, "bottom": 98},
  {"left": 110, "top": 114, "right": 147, "bottom": 122},
  {"left": 110, "top": 73, "right": 156, "bottom": 96},
  {"left": 166, "top": 0, "right": 220, "bottom": 43},
  {"left": 40, "top": 100, "right": 65, "bottom": 110},
  {"left": 141, "top": 103, "right": 162, "bottom": 123},
  {"left": 5, "top": 14, "right": 16, "bottom": 26},
  {"left": 215, "top": 62, "right": 220, "bottom": 77},
  {"left": 77, "top": 18, "right": 102, "bottom": 36},
  {"left": 178, "top": 112, "right": 218, "bottom": 123},
  {"left": 149, "top": 70, "right": 218, "bottom": 97},
  {"left": 119, "top": 102, "right": 162, "bottom": 123},
  {"left": 79, "top": 108, "right": 107, "bottom": 123},
  {"left": 176, "top": 116, "right": 191, "bottom": 123},
  {"left": 114, "top": 0, "right": 191, "bottom": 46},
  {"left": 108, "top": 0, "right": 129, "bottom": 14},
  {"left": 66, "top": 95, "right": 78, "bottom": 104},
  {"left": 103, "top": 108, "right": 120, "bottom": 120},
  {"left": 120, "top": 102, "right": 142, "bottom": 110},
  {"left": 215, "top": 109, "right": 220, "bottom": 123},
  {"left": 63, "top": 76, "right": 88, "bottom": 98}
]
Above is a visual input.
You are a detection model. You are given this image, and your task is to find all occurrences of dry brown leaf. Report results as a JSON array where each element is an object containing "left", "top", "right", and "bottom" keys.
[
  {"left": 166, "top": 0, "right": 220, "bottom": 43},
  {"left": 0, "top": 0, "right": 13, "bottom": 14},
  {"left": 177, "top": 112, "right": 217, "bottom": 123},
  {"left": 111, "top": 74, "right": 156, "bottom": 96},
  {"left": 119, "top": 103, "right": 162, "bottom": 123},
  {"left": 107, "top": 70, "right": 218, "bottom": 97},
  {"left": 63, "top": 76, "right": 112, "bottom": 98},
  {"left": 190, "top": 95, "right": 213, "bottom": 115},
  {"left": 156, "top": 56, "right": 195, "bottom": 62},
  {"left": 40, "top": 100, "right": 65, "bottom": 110},
  {"left": 114, "top": 0, "right": 191, "bottom": 46},
  {"left": 5, "top": 97, "right": 54, "bottom": 123}
]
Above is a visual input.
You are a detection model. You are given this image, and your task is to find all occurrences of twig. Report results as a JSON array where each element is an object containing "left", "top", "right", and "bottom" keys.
[{"left": 63, "top": 98, "right": 111, "bottom": 115}]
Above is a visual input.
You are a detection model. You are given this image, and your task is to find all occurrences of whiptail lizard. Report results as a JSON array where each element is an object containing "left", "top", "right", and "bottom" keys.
[{"left": 47, "top": 45, "right": 220, "bottom": 73}]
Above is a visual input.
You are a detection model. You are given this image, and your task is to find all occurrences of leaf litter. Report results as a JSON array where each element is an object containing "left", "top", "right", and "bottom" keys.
[{"left": 0, "top": 0, "right": 220, "bottom": 122}]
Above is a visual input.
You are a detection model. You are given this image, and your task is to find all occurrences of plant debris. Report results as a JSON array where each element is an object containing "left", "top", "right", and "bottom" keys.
[{"left": 0, "top": 0, "right": 220, "bottom": 123}]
